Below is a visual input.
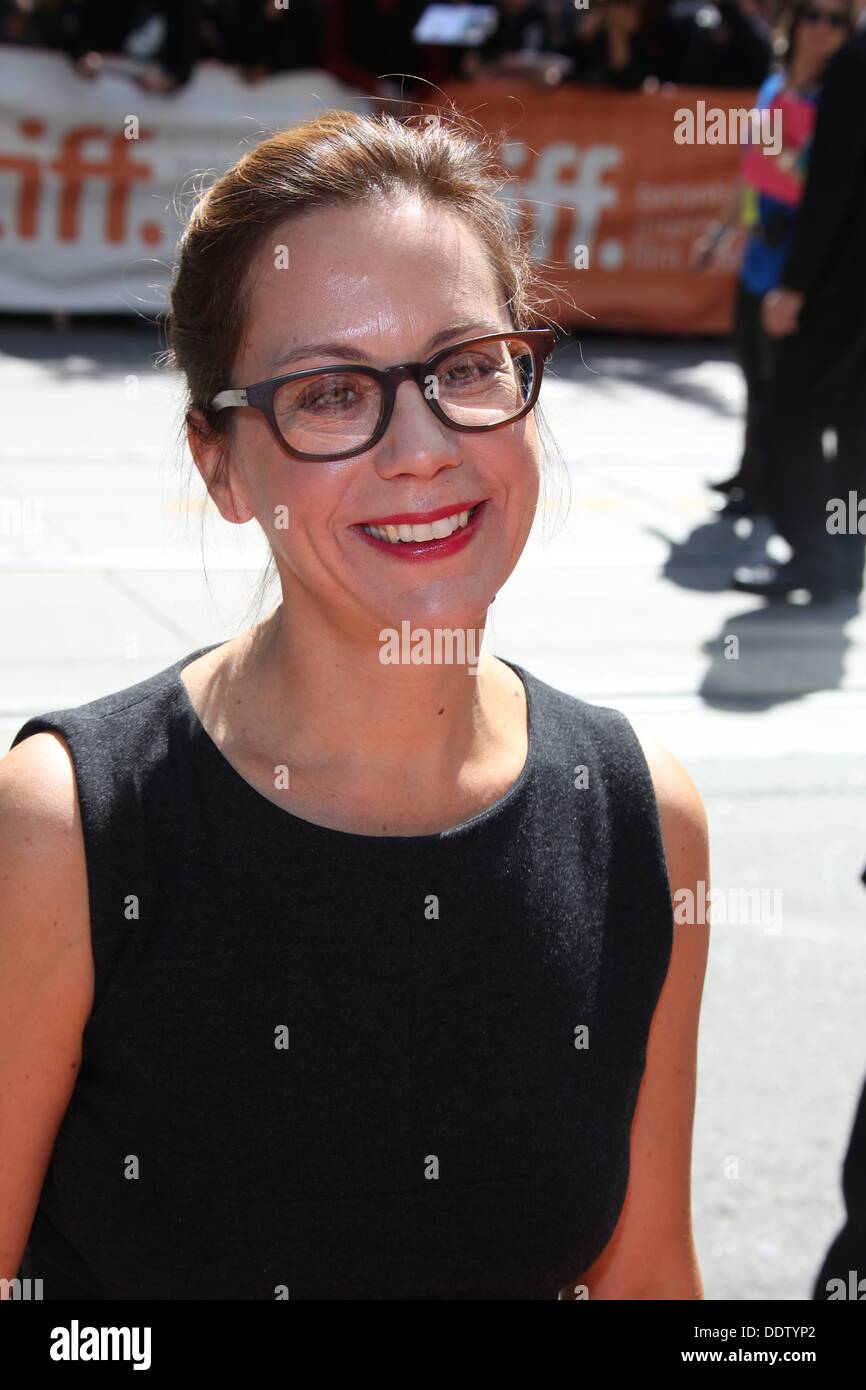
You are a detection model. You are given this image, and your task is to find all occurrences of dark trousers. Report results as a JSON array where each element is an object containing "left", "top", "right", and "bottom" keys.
[
  {"left": 814, "top": 1070, "right": 866, "bottom": 1298},
  {"left": 732, "top": 280, "right": 777, "bottom": 507},
  {"left": 760, "top": 279, "right": 866, "bottom": 594}
]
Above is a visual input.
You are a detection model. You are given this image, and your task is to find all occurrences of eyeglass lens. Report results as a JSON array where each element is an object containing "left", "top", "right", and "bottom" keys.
[{"left": 271, "top": 336, "right": 537, "bottom": 457}]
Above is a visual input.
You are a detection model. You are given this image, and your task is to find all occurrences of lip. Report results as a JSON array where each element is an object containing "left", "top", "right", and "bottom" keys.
[
  {"left": 355, "top": 498, "right": 485, "bottom": 526},
  {"left": 351, "top": 498, "right": 488, "bottom": 562}
]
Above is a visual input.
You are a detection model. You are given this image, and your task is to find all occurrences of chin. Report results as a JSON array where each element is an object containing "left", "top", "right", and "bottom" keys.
[{"left": 368, "top": 591, "right": 495, "bottom": 648}]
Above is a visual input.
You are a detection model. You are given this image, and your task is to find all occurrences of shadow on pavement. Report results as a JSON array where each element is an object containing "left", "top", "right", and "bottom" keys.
[
  {"left": 651, "top": 512, "right": 776, "bottom": 593},
  {"left": 649, "top": 505, "right": 860, "bottom": 707},
  {"left": 698, "top": 599, "right": 859, "bottom": 710}
]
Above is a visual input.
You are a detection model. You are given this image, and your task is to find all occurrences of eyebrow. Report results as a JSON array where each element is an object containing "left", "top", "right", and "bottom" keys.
[{"left": 267, "top": 320, "right": 507, "bottom": 372}]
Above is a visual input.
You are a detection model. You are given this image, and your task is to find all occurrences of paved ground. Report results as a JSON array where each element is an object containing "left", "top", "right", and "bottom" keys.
[{"left": 2, "top": 316, "right": 864, "bottom": 1301}]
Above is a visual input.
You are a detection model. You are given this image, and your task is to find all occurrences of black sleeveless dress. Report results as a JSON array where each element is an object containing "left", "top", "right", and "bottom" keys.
[{"left": 10, "top": 643, "right": 673, "bottom": 1300}]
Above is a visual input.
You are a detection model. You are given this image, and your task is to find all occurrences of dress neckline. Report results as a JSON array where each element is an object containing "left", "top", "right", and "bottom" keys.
[{"left": 172, "top": 641, "right": 536, "bottom": 847}]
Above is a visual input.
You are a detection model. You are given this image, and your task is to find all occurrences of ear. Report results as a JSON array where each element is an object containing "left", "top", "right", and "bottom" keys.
[{"left": 186, "top": 409, "right": 255, "bottom": 525}]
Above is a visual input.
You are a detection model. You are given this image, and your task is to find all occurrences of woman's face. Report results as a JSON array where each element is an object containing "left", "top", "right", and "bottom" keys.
[
  {"left": 794, "top": 3, "right": 851, "bottom": 68},
  {"left": 201, "top": 197, "right": 542, "bottom": 640}
]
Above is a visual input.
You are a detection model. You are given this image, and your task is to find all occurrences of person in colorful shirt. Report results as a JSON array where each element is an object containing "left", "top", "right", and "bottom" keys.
[
  {"left": 737, "top": 12, "right": 866, "bottom": 602},
  {"left": 693, "top": 0, "right": 855, "bottom": 520}
]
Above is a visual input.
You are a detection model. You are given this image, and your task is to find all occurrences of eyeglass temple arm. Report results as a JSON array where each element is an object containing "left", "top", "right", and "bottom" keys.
[{"left": 210, "top": 388, "right": 248, "bottom": 411}]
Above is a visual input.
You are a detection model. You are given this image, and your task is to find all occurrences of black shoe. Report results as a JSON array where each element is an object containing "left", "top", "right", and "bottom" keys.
[
  {"left": 731, "top": 562, "right": 838, "bottom": 603},
  {"left": 708, "top": 473, "right": 745, "bottom": 495}
]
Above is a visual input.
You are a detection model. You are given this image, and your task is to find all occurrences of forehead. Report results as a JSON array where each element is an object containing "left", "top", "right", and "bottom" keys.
[{"left": 240, "top": 197, "right": 507, "bottom": 368}]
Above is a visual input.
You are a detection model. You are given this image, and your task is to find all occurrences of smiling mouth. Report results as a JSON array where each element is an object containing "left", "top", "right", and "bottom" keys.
[{"left": 357, "top": 503, "right": 482, "bottom": 544}]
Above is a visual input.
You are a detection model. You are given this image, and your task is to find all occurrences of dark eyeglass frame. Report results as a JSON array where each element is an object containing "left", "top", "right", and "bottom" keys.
[
  {"left": 208, "top": 328, "right": 557, "bottom": 462},
  {"left": 798, "top": 5, "right": 850, "bottom": 23}
]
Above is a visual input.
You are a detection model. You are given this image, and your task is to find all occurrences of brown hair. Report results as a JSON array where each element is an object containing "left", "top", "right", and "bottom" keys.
[{"left": 163, "top": 104, "right": 566, "bottom": 621}]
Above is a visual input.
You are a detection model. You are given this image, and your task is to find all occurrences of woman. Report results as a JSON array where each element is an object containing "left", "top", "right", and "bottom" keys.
[
  {"left": 694, "top": 0, "right": 855, "bottom": 519},
  {"left": 0, "top": 109, "right": 709, "bottom": 1300}
]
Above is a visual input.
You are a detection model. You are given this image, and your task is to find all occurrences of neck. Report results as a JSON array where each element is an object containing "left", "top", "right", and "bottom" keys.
[
  {"left": 233, "top": 599, "right": 514, "bottom": 792},
  {"left": 789, "top": 53, "right": 823, "bottom": 88}
]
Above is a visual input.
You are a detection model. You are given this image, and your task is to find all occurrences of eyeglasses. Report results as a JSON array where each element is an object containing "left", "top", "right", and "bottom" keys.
[
  {"left": 799, "top": 7, "right": 849, "bottom": 26},
  {"left": 208, "top": 329, "right": 557, "bottom": 462}
]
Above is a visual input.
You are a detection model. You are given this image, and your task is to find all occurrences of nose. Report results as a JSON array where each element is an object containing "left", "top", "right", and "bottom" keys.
[{"left": 372, "top": 375, "right": 462, "bottom": 481}]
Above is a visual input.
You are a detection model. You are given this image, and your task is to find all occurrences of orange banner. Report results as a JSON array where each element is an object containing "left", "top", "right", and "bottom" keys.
[{"left": 437, "top": 82, "right": 754, "bottom": 336}]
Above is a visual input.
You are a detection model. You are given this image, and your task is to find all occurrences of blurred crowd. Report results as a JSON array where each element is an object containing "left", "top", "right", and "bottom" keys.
[{"left": 0, "top": 0, "right": 813, "bottom": 94}]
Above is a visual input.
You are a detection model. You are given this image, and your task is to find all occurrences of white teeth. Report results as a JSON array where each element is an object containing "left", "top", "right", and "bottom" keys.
[{"left": 361, "top": 506, "right": 478, "bottom": 543}]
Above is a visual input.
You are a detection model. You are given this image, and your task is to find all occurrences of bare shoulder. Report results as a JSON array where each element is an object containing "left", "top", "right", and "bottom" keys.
[
  {"left": 627, "top": 721, "right": 711, "bottom": 1018},
  {"left": 572, "top": 723, "right": 710, "bottom": 1298},
  {"left": 2, "top": 726, "right": 77, "bottom": 805},
  {"left": 627, "top": 723, "right": 709, "bottom": 878},
  {"left": 0, "top": 730, "right": 93, "bottom": 1007},
  {"left": 1, "top": 728, "right": 84, "bottom": 844},
  {"left": 624, "top": 722, "right": 710, "bottom": 1006},
  {"left": 0, "top": 732, "right": 93, "bottom": 1282}
]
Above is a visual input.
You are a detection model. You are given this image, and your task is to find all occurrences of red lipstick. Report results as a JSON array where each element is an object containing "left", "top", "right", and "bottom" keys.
[
  {"left": 351, "top": 499, "right": 488, "bottom": 562},
  {"left": 357, "top": 499, "right": 484, "bottom": 527}
]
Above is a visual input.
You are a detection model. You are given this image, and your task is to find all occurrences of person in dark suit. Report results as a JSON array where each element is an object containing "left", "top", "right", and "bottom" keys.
[
  {"left": 813, "top": 860, "right": 866, "bottom": 1299},
  {"left": 732, "top": 16, "right": 866, "bottom": 604},
  {"left": 815, "top": 1074, "right": 866, "bottom": 1298}
]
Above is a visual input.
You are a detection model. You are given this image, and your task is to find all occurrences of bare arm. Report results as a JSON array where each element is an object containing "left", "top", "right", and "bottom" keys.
[
  {"left": 0, "top": 733, "right": 94, "bottom": 1290},
  {"left": 572, "top": 731, "right": 710, "bottom": 1299}
]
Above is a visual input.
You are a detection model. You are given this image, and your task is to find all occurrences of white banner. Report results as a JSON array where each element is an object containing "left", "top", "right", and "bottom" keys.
[{"left": 0, "top": 47, "right": 370, "bottom": 312}]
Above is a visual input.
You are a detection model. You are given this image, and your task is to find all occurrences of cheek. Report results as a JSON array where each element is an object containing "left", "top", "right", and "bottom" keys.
[
  {"left": 493, "top": 412, "right": 540, "bottom": 471},
  {"left": 224, "top": 435, "right": 295, "bottom": 547},
  {"left": 254, "top": 468, "right": 295, "bottom": 539},
  {"left": 489, "top": 435, "right": 540, "bottom": 547},
  {"left": 505, "top": 425, "right": 542, "bottom": 499},
  {"left": 265, "top": 468, "right": 351, "bottom": 562},
  {"left": 229, "top": 415, "right": 281, "bottom": 488}
]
